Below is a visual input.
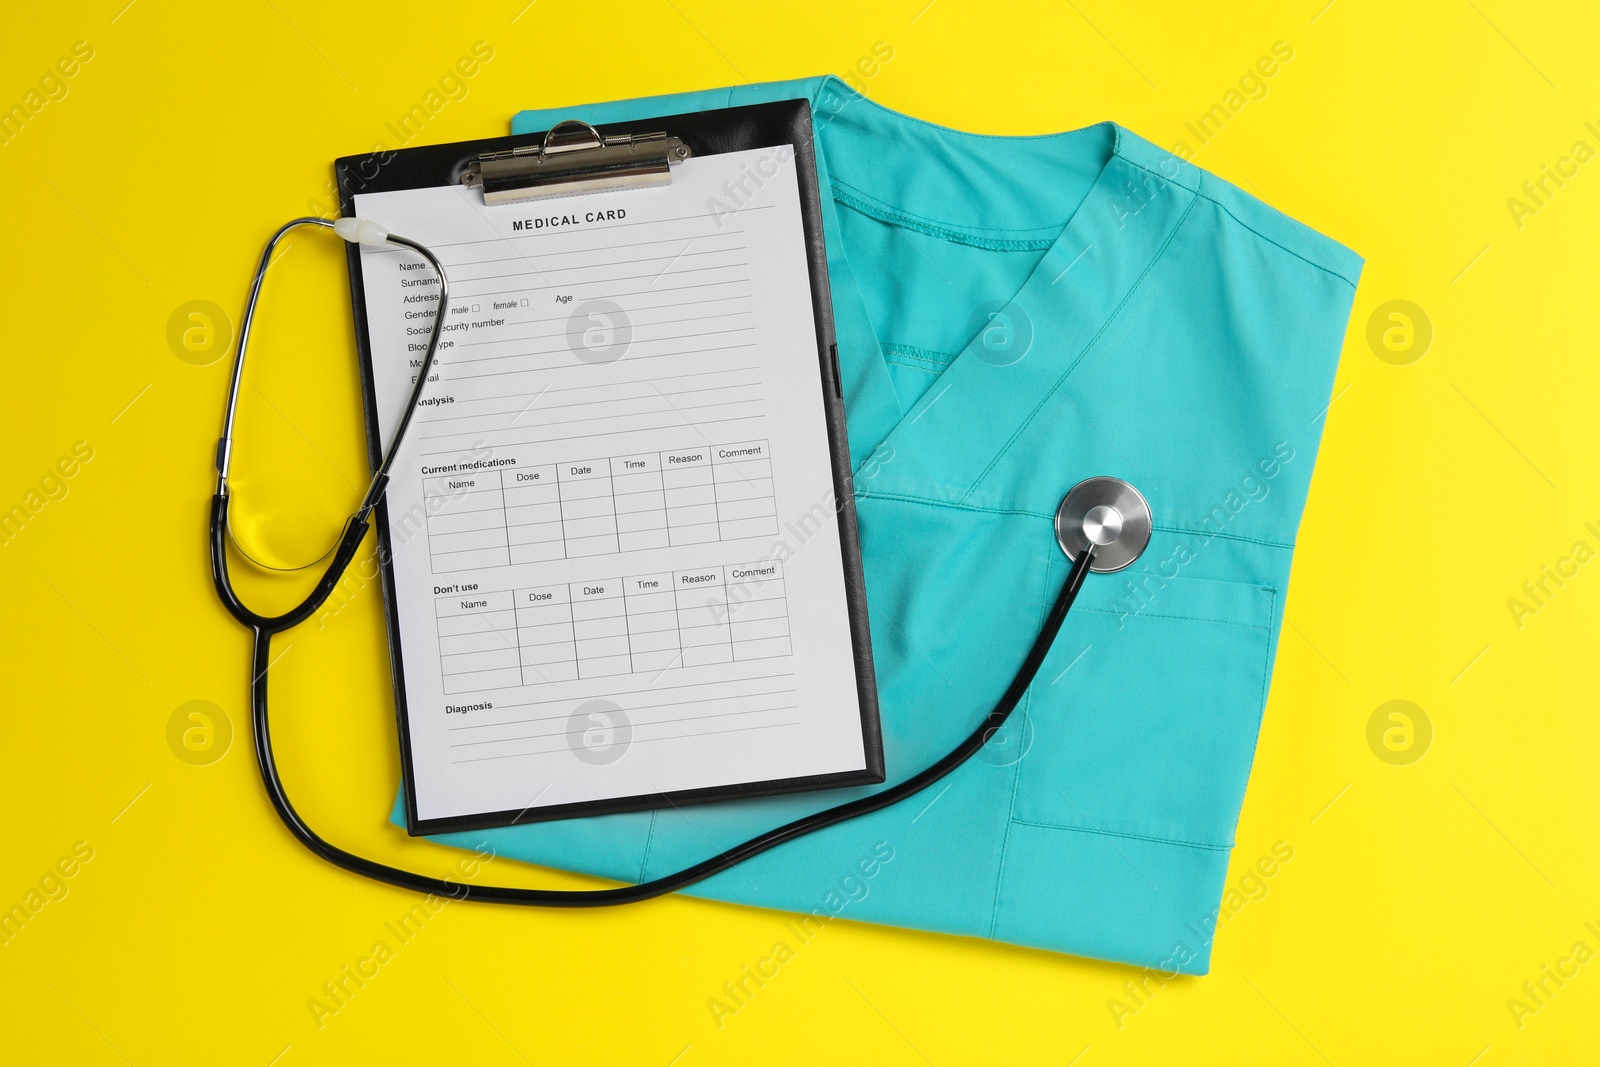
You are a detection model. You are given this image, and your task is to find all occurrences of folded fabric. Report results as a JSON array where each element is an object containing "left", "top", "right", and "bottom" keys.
[{"left": 392, "top": 74, "right": 1361, "bottom": 973}]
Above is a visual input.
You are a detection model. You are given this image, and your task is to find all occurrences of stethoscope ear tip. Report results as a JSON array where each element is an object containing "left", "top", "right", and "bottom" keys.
[
  {"left": 332, "top": 217, "right": 391, "bottom": 246},
  {"left": 1055, "top": 477, "right": 1152, "bottom": 573}
]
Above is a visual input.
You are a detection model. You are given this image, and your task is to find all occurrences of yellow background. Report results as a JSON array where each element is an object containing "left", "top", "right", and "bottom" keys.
[{"left": 3, "top": 0, "right": 1596, "bottom": 1062}]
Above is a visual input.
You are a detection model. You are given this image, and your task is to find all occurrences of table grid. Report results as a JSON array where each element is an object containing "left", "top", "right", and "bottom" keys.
[
  {"left": 436, "top": 560, "right": 791, "bottom": 694},
  {"left": 422, "top": 440, "right": 776, "bottom": 574}
]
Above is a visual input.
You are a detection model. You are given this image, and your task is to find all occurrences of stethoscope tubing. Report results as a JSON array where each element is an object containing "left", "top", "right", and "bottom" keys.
[
  {"left": 222, "top": 534, "right": 1095, "bottom": 906},
  {"left": 210, "top": 217, "right": 1103, "bottom": 907}
]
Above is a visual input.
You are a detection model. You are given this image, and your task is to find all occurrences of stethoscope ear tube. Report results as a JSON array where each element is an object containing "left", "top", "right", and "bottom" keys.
[
  {"left": 213, "top": 217, "right": 441, "bottom": 572},
  {"left": 210, "top": 491, "right": 371, "bottom": 635}
]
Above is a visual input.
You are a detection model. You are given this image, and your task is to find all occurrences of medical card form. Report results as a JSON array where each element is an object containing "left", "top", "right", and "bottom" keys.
[{"left": 349, "top": 140, "right": 881, "bottom": 831}]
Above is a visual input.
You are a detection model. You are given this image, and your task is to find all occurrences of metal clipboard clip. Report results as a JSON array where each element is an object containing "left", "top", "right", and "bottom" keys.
[{"left": 461, "top": 120, "right": 692, "bottom": 206}]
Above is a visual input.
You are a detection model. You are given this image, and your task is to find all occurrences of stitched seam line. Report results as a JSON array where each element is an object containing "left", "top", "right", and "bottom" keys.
[
  {"left": 1008, "top": 819, "right": 1234, "bottom": 852},
  {"left": 858, "top": 493, "right": 1299, "bottom": 551},
  {"left": 1237, "top": 584, "right": 1279, "bottom": 802},
  {"left": 856, "top": 494, "right": 1273, "bottom": 628},
  {"left": 817, "top": 84, "right": 1118, "bottom": 145},
  {"left": 963, "top": 192, "right": 1202, "bottom": 500},
  {"left": 1073, "top": 604, "right": 1268, "bottom": 632},
  {"left": 832, "top": 185, "right": 1062, "bottom": 251},
  {"left": 1115, "top": 155, "right": 1359, "bottom": 288},
  {"left": 1155, "top": 523, "right": 1296, "bottom": 549},
  {"left": 832, "top": 174, "right": 1074, "bottom": 236},
  {"left": 817, "top": 106, "right": 1354, "bottom": 282},
  {"left": 989, "top": 542, "right": 1057, "bottom": 939},
  {"left": 856, "top": 489, "right": 1048, "bottom": 519},
  {"left": 883, "top": 357, "right": 942, "bottom": 376},
  {"left": 881, "top": 342, "right": 957, "bottom": 367}
]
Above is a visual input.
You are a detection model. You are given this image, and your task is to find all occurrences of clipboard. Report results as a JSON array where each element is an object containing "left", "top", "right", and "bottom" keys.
[{"left": 332, "top": 100, "right": 884, "bottom": 835}]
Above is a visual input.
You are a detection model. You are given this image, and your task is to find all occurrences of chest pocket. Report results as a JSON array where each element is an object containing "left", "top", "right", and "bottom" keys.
[{"left": 1011, "top": 569, "right": 1276, "bottom": 849}]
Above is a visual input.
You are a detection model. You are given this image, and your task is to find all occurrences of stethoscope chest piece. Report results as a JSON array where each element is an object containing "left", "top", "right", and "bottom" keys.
[{"left": 1055, "top": 477, "right": 1153, "bottom": 573}]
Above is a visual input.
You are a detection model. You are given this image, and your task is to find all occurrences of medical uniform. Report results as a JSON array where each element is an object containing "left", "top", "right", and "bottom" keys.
[{"left": 400, "top": 76, "right": 1362, "bottom": 973}]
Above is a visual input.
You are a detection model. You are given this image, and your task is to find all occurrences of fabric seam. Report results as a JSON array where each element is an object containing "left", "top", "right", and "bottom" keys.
[
  {"left": 1009, "top": 585, "right": 1276, "bottom": 855},
  {"left": 881, "top": 342, "right": 957, "bottom": 367},
  {"left": 832, "top": 184, "right": 1064, "bottom": 251},
  {"left": 832, "top": 173, "right": 1075, "bottom": 234},
  {"left": 882, "top": 357, "right": 942, "bottom": 376},
  {"left": 857, "top": 490, "right": 1049, "bottom": 519},
  {"left": 1073, "top": 603, "right": 1269, "bottom": 632},
  {"left": 962, "top": 192, "right": 1202, "bottom": 500},
  {"left": 1236, "top": 583, "right": 1280, "bottom": 812},
  {"left": 814, "top": 81, "right": 1118, "bottom": 145},
  {"left": 1007, "top": 819, "right": 1235, "bottom": 852},
  {"left": 988, "top": 541, "right": 1057, "bottom": 939},
  {"left": 855, "top": 490, "right": 1297, "bottom": 548},
  {"left": 835, "top": 177, "right": 1069, "bottom": 236},
  {"left": 1154, "top": 524, "right": 1295, "bottom": 549},
  {"left": 1115, "top": 155, "right": 1359, "bottom": 288}
]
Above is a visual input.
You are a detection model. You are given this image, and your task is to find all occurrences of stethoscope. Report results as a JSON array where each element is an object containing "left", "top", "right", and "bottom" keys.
[{"left": 210, "top": 217, "right": 1155, "bottom": 905}]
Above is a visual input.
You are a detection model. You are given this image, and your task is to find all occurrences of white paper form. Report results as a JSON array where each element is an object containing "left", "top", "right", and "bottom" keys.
[{"left": 353, "top": 147, "right": 871, "bottom": 826}]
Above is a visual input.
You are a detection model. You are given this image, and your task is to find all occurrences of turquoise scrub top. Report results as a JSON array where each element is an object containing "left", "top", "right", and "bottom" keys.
[{"left": 396, "top": 75, "right": 1362, "bottom": 974}]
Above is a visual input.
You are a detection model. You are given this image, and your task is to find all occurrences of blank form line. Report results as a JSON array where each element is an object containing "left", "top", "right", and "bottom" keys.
[
  {"left": 444, "top": 688, "right": 797, "bottom": 730},
  {"left": 452, "top": 260, "right": 750, "bottom": 301},
  {"left": 419, "top": 396, "right": 762, "bottom": 443},
  {"left": 414, "top": 279, "right": 753, "bottom": 335},
  {"left": 455, "top": 307, "right": 753, "bottom": 349},
  {"left": 421, "top": 369, "right": 760, "bottom": 421},
  {"left": 452, "top": 233, "right": 747, "bottom": 271},
  {"left": 452, "top": 277, "right": 748, "bottom": 312},
  {"left": 605, "top": 292, "right": 752, "bottom": 315},
  {"left": 418, "top": 413, "right": 764, "bottom": 457},
  {"left": 447, "top": 672, "right": 794, "bottom": 725},
  {"left": 584, "top": 277, "right": 753, "bottom": 303},
  {"left": 445, "top": 341, "right": 756, "bottom": 376},
  {"left": 451, "top": 718, "right": 799, "bottom": 764},
  {"left": 443, "top": 341, "right": 759, "bottom": 384},
  {"left": 432, "top": 364, "right": 758, "bottom": 409},
  {"left": 420, "top": 379, "right": 761, "bottom": 425},
  {"left": 459, "top": 262, "right": 750, "bottom": 302},
  {"left": 445, "top": 324, "right": 757, "bottom": 366},
  {"left": 448, "top": 246, "right": 748, "bottom": 288},
  {"left": 449, "top": 702, "right": 798, "bottom": 748},
  {"left": 434, "top": 230, "right": 748, "bottom": 270}
]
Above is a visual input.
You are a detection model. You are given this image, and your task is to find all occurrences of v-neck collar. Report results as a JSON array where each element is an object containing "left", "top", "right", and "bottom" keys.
[{"left": 806, "top": 80, "right": 1197, "bottom": 505}]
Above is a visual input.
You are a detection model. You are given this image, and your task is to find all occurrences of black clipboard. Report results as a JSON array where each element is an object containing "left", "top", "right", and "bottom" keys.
[{"left": 333, "top": 100, "right": 884, "bottom": 836}]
